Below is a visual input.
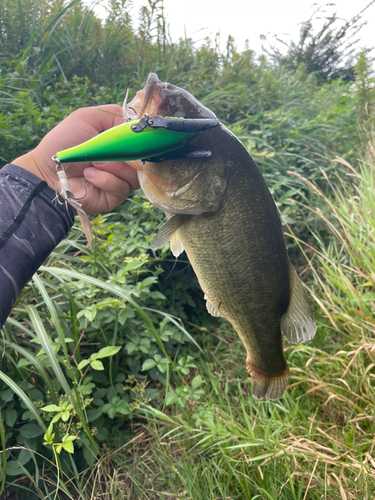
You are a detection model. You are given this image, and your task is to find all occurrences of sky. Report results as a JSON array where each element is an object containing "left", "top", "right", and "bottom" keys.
[{"left": 128, "top": 0, "right": 375, "bottom": 54}]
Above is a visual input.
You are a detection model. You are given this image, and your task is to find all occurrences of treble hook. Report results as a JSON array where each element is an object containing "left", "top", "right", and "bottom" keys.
[
  {"left": 51, "top": 155, "right": 93, "bottom": 250},
  {"left": 52, "top": 155, "right": 87, "bottom": 201},
  {"left": 70, "top": 182, "right": 87, "bottom": 201}
]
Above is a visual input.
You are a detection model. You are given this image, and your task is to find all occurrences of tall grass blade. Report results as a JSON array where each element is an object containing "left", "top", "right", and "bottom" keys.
[
  {"left": 32, "top": 274, "right": 74, "bottom": 374},
  {"left": 0, "top": 371, "right": 46, "bottom": 430},
  {"left": 42, "top": 0, "right": 81, "bottom": 44},
  {"left": 40, "top": 266, "right": 171, "bottom": 362},
  {"left": 0, "top": 408, "right": 6, "bottom": 494},
  {"left": 29, "top": 0, "right": 39, "bottom": 40},
  {"left": 64, "top": 285, "right": 80, "bottom": 363},
  {"left": 25, "top": 300, "right": 100, "bottom": 453},
  {"left": 17, "top": 0, "right": 26, "bottom": 49},
  {"left": 5, "top": 318, "right": 36, "bottom": 338},
  {"left": 144, "top": 307, "right": 203, "bottom": 352},
  {"left": 24, "top": 305, "right": 72, "bottom": 397},
  {"left": 3, "top": 341, "right": 58, "bottom": 405}
]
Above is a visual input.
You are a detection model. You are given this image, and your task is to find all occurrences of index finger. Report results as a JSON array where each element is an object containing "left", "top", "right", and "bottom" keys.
[{"left": 68, "top": 104, "right": 125, "bottom": 134}]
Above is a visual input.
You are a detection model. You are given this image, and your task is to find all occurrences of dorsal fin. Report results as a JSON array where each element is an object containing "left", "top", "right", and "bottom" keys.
[
  {"left": 281, "top": 263, "right": 317, "bottom": 344},
  {"left": 150, "top": 214, "right": 189, "bottom": 251}
]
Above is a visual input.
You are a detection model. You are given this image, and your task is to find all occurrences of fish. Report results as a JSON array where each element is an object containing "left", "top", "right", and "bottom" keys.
[{"left": 124, "top": 73, "right": 316, "bottom": 400}]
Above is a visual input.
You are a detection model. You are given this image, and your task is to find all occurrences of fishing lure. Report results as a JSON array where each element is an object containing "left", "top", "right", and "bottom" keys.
[
  {"left": 56, "top": 115, "right": 219, "bottom": 164},
  {"left": 54, "top": 115, "right": 219, "bottom": 248}
]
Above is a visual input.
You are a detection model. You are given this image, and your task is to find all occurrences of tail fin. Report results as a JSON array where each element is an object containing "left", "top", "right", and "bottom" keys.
[{"left": 247, "top": 364, "right": 289, "bottom": 400}]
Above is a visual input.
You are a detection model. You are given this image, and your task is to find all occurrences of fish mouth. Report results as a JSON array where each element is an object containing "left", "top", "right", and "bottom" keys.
[
  {"left": 126, "top": 73, "right": 163, "bottom": 120},
  {"left": 138, "top": 73, "right": 162, "bottom": 117},
  {"left": 126, "top": 73, "right": 216, "bottom": 121}
]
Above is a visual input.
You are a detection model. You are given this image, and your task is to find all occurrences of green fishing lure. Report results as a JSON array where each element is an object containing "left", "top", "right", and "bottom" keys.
[{"left": 56, "top": 115, "right": 219, "bottom": 163}]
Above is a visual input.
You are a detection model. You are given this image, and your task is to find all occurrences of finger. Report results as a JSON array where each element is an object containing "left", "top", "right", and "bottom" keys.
[
  {"left": 83, "top": 167, "right": 131, "bottom": 201},
  {"left": 69, "top": 104, "right": 124, "bottom": 133},
  {"left": 91, "top": 161, "right": 140, "bottom": 191}
]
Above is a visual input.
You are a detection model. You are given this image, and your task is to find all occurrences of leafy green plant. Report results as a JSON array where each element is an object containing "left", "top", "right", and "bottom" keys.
[
  {"left": 0, "top": 203, "right": 201, "bottom": 493},
  {"left": 43, "top": 423, "right": 77, "bottom": 455},
  {"left": 165, "top": 374, "right": 205, "bottom": 408},
  {"left": 77, "top": 346, "right": 121, "bottom": 372}
]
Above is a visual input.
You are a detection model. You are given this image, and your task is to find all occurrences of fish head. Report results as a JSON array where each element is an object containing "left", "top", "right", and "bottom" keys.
[
  {"left": 125, "top": 73, "right": 226, "bottom": 216},
  {"left": 126, "top": 73, "right": 217, "bottom": 120}
]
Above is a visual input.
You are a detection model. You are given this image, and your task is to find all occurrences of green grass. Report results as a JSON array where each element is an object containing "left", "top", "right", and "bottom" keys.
[{"left": 96, "top": 328, "right": 373, "bottom": 499}]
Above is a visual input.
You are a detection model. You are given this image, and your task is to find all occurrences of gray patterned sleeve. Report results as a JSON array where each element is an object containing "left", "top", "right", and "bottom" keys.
[{"left": 0, "top": 164, "right": 74, "bottom": 327}]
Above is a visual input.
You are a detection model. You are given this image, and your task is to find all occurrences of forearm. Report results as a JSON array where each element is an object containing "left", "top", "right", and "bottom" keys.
[{"left": 0, "top": 164, "right": 74, "bottom": 327}]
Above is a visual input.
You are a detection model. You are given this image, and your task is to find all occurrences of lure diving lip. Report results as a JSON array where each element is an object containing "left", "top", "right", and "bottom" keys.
[{"left": 56, "top": 115, "right": 219, "bottom": 164}]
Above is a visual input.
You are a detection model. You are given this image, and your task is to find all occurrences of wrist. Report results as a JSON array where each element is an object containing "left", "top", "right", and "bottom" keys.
[
  {"left": 13, "top": 151, "right": 56, "bottom": 190},
  {"left": 13, "top": 151, "right": 43, "bottom": 180}
]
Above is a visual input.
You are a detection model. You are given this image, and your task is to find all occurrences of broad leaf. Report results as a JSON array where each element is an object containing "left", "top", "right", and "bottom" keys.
[
  {"left": 142, "top": 359, "right": 157, "bottom": 371},
  {"left": 91, "top": 360, "right": 104, "bottom": 371},
  {"left": 19, "top": 423, "right": 45, "bottom": 439}
]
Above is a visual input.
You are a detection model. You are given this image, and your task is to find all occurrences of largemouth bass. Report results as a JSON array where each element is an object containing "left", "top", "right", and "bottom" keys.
[{"left": 124, "top": 73, "right": 316, "bottom": 400}]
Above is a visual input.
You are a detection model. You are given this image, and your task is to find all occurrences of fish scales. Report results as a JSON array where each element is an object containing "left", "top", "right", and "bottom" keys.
[{"left": 125, "top": 73, "right": 317, "bottom": 400}]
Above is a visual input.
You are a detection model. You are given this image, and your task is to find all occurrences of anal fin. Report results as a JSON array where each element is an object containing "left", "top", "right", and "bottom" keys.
[
  {"left": 170, "top": 232, "right": 184, "bottom": 257},
  {"left": 281, "top": 263, "right": 317, "bottom": 344},
  {"left": 204, "top": 294, "right": 222, "bottom": 317}
]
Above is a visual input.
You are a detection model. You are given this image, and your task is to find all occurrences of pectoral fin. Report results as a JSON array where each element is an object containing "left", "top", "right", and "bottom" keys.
[
  {"left": 281, "top": 263, "right": 317, "bottom": 344},
  {"left": 150, "top": 214, "right": 189, "bottom": 250}
]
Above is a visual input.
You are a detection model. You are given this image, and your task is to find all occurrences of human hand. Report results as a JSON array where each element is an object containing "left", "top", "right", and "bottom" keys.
[{"left": 13, "top": 105, "right": 140, "bottom": 215}]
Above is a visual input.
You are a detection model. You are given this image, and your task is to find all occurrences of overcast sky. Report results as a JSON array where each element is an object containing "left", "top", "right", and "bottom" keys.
[{"left": 127, "top": 0, "right": 375, "bottom": 54}]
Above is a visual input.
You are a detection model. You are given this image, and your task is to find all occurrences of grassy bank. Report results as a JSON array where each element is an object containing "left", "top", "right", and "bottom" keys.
[
  {"left": 8, "top": 144, "right": 373, "bottom": 499},
  {"left": 90, "top": 145, "right": 375, "bottom": 500}
]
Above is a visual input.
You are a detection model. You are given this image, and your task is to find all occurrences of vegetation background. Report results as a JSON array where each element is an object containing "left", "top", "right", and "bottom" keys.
[{"left": 1, "top": 0, "right": 375, "bottom": 498}]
